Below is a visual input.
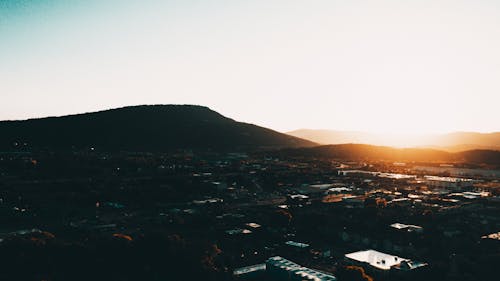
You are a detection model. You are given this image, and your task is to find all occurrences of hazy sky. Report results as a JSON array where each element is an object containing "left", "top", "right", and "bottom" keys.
[{"left": 1, "top": 0, "right": 499, "bottom": 134}]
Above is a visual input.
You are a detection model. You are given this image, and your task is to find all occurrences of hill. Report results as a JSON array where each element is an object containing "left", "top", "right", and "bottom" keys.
[
  {"left": 269, "top": 144, "right": 500, "bottom": 166},
  {"left": 0, "top": 105, "right": 316, "bottom": 151},
  {"left": 287, "top": 129, "right": 500, "bottom": 151}
]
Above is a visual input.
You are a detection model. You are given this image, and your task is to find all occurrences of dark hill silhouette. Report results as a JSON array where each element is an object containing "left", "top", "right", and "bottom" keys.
[
  {"left": 0, "top": 105, "right": 315, "bottom": 151},
  {"left": 271, "top": 144, "right": 500, "bottom": 166}
]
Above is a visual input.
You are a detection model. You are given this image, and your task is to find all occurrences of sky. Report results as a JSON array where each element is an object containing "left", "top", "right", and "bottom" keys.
[{"left": 1, "top": 0, "right": 500, "bottom": 134}]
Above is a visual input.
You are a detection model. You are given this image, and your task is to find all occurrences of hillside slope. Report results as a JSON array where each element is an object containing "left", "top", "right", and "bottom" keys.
[{"left": 0, "top": 105, "right": 316, "bottom": 151}]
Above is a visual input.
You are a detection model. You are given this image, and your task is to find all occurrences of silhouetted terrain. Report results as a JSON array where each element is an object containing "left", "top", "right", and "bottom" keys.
[
  {"left": 288, "top": 129, "right": 500, "bottom": 151},
  {"left": 0, "top": 105, "right": 315, "bottom": 151},
  {"left": 271, "top": 144, "right": 500, "bottom": 166},
  {"left": 0, "top": 116, "right": 499, "bottom": 281}
]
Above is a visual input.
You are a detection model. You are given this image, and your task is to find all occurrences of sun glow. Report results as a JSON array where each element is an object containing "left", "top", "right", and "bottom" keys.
[{"left": 357, "top": 133, "right": 436, "bottom": 148}]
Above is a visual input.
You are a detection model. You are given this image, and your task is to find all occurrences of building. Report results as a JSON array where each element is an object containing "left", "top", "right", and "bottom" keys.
[
  {"left": 481, "top": 232, "right": 500, "bottom": 241},
  {"left": 287, "top": 194, "right": 310, "bottom": 204},
  {"left": 233, "top": 264, "right": 266, "bottom": 279},
  {"left": 390, "top": 223, "right": 423, "bottom": 233},
  {"left": 423, "top": 176, "right": 474, "bottom": 191},
  {"left": 285, "top": 240, "right": 310, "bottom": 249},
  {"left": 266, "top": 256, "right": 336, "bottom": 281},
  {"left": 345, "top": 249, "right": 427, "bottom": 272}
]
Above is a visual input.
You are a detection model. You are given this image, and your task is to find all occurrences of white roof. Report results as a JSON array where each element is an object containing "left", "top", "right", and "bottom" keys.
[
  {"left": 390, "top": 223, "right": 423, "bottom": 231},
  {"left": 424, "top": 176, "right": 473, "bottom": 182},
  {"left": 290, "top": 194, "right": 309, "bottom": 199},
  {"left": 390, "top": 223, "right": 408, "bottom": 229},
  {"left": 246, "top": 222, "right": 261, "bottom": 228},
  {"left": 327, "top": 187, "right": 352, "bottom": 193},
  {"left": 233, "top": 263, "right": 266, "bottom": 275},
  {"left": 266, "top": 256, "right": 336, "bottom": 281},
  {"left": 286, "top": 240, "right": 310, "bottom": 248},
  {"left": 482, "top": 232, "right": 500, "bottom": 240},
  {"left": 345, "top": 250, "right": 407, "bottom": 270}
]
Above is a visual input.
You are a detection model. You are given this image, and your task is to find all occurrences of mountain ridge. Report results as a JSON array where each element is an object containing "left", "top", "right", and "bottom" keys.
[
  {"left": 287, "top": 129, "right": 500, "bottom": 152},
  {"left": 0, "top": 105, "right": 316, "bottom": 151}
]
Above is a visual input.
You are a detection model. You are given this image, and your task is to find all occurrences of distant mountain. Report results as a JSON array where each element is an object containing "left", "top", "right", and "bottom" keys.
[
  {"left": 287, "top": 129, "right": 500, "bottom": 152},
  {"left": 287, "top": 129, "right": 375, "bottom": 145},
  {"left": 423, "top": 132, "right": 500, "bottom": 151},
  {"left": 0, "top": 105, "right": 315, "bottom": 151},
  {"left": 270, "top": 144, "right": 500, "bottom": 166}
]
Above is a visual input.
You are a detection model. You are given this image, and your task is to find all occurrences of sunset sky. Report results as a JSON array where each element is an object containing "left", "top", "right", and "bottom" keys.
[{"left": 1, "top": 0, "right": 499, "bottom": 134}]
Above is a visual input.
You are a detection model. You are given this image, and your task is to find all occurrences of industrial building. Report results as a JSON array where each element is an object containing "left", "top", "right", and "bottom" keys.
[
  {"left": 234, "top": 256, "right": 336, "bottom": 281},
  {"left": 423, "top": 176, "right": 474, "bottom": 190},
  {"left": 345, "top": 249, "right": 427, "bottom": 272},
  {"left": 266, "top": 256, "right": 337, "bottom": 281}
]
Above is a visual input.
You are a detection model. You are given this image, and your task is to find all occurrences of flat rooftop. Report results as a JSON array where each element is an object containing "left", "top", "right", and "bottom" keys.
[
  {"left": 390, "top": 223, "right": 423, "bottom": 232},
  {"left": 267, "top": 256, "right": 336, "bottom": 281},
  {"left": 285, "top": 240, "right": 310, "bottom": 248},
  {"left": 233, "top": 263, "right": 266, "bottom": 276},
  {"left": 345, "top": 250, "right": 406, "bottom": 270},
  {"left": 424, "top": 176, "right": 474, "bottom": 183}
]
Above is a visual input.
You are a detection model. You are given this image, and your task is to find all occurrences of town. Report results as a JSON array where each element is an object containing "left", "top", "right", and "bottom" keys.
[{"left": 0, "top": 149, "right": 498, "bottom": 281}]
